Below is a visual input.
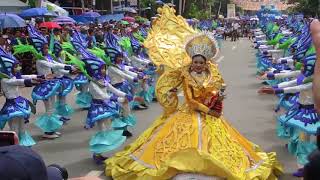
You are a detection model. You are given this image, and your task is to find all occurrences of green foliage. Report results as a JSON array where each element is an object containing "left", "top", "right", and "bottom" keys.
[
  {"left": 140, "top": 0, "right": 156, "bottom": 8},
  {"left": 288, "top": 0, "right": 319, "bottom": 16},
  {"left": 185, "top": 1, "right": 214, "bottom": 19}
]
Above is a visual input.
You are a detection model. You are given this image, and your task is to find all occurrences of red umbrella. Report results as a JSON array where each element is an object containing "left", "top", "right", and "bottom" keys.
[
  {"left": 39, "top": 22, "right": 62, "bottom": 29},
  {"left": 122, "top": 16, "right": 135, "bottom": 23}
]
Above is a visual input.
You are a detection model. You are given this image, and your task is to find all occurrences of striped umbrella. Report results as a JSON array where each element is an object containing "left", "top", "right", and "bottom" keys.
[{"left": 52, "top": 16, "right": 76, "bottom": 25}]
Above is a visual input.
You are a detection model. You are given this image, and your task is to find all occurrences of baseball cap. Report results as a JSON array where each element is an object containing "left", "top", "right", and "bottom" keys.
[{"left": 0, "top": 145, "right": 64, "bottom": 180}]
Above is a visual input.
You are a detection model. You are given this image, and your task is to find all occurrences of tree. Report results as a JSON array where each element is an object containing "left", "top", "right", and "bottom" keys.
[
  {"left": 287, "top": 0, "right": 319, "bottom": 16},
  {"left": 183, "top": 0, "right": 217, "bottom": 19}
]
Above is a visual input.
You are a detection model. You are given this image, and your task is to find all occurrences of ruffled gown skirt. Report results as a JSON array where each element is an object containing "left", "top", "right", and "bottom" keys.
[{"left": 106, "top": 106, "right": 283, "bottom": 180}]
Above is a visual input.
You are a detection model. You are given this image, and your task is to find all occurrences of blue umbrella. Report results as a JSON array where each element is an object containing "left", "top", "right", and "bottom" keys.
[
  {"left": 0, "top": 13, "right": 26, "bottom": 29},
  {"left": 20, "top": 8, "right": 48, "bottom": 18},
  {"left": 156, "top": 0, "right": 164, "bottom": 4},
  {"left": 81, "top": 12, "right": 101, "bottom": 18}
]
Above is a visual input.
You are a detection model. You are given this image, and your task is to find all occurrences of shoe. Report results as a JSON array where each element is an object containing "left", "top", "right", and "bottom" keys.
[
  {"left": 93, "top": 154, "right": 108, "bottom": 165},
  {"left": 123, "top": 130, "right": 133, "bottom": 137},
  {"left": 84, "top": 124, "right": 90, "bottom": 130},
  {"left": 60, "top": 117, "right": 70, "bottom": 125},
  {"left": 42, "top": 134, "right": 59, "bottom": 139},
  {"left": 55, "top": 132, "right": 62, "bottom": 135},
  {"left": 292, "top": 168, "right": 304, "bottom": 177},
  {"left": 133, "top": 105, "right": 148, "bottom": 110}
]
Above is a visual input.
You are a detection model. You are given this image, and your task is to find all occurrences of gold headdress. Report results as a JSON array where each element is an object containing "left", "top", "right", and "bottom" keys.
[{"left": 185, "top": 32, "right": 219, "bottom": 61}]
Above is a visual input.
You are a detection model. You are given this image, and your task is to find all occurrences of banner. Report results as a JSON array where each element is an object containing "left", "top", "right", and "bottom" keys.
[{"left": 227, "top": 4, "right": 236, "bottom": 18}]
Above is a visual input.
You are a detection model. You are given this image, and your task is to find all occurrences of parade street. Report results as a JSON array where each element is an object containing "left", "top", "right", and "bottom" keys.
[{"left": 0, "top": 39, "right": 298, "bottom": 179}]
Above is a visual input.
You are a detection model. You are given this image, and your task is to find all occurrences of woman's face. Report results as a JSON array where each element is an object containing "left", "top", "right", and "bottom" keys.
[
  {"left": 12, "top": 63, "right": 21, "bottom": 75},
  {"left": 115, "top": 55, "right": 123, "bottom": 64},
  {"left": 191, "top": 55, "right": 207, "bottom": 74},
  {"left": 101, "top": 65, "right": 107, "bottom": 78},
  {"left": 43, "top": 44, "right": 49, "bottom": 55}
]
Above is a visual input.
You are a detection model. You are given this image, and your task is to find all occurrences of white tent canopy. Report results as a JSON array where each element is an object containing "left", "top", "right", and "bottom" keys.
[{"left": 0, "top": 0, "right": 28, "bottom": 13}]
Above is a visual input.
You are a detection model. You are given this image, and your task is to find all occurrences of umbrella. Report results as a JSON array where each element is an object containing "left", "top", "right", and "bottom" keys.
[
  {"left": 0, "top": 13, "right": 26, "bottom": 29},
  {"left": 114, "top": 7, "right": 137, "bottom": 13},
  {"left": 39, "top": 22, "right": 61, "bottom": 29},
  {"left": 156, "top": 0, "right": 164, "bottom": 5},
  {"left": 20, "top": 8, "right": 48, "bottom": 18},
  {"left": 44, "top": 11, "right": 58, "bottom": 18},
  {"left": 53, "top": 16, "right": 76, "bottom": 25},
  {"left": 41, "top": 1, "right": 69, "bottom": 16},
  {"left": 81, "top": 11, "right": 101, "bottom": 18},
  {"left": 120, "top": 20, "right": 130, "bottom": 25},
  {"left": 123, "top": 16, "right": 135, "bottom": 23}
]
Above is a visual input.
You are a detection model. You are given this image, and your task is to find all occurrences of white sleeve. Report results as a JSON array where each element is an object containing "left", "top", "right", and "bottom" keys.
[
  {"left": 89, "top": 82, "right": 111, "bottom": 100},
  {"left": 274, "top": 71, "right": 300, "bottom": 79},
  {"left": 123, "top": 68, "right": 138, "bottom": 78},
  {"left": 2, "top": 78, "right": 26, "bottom": 86},
  {"left": 21, "top": 75, "right": 38, "bottom": 79},
  {"left": 52, "top": 62, "right": 68, "bottom": 71},
  {"left": 106, "top": 82, "right": 126, "bottom": 97},
  {"left": 277, "top": 79, "right": 297, "bottom": 88},
  {"left": 283, "top": 83, "right": 312, "bottom": 94},
  {"left": 131, "top": 56, "right": 149, "bottom": 65},
  {"left": 109, "top": 66, "right": 135, "bottom": 81},
  {"left": 38, "top": 60, "right": 66, "bottom": 70},
  {"left": 56, "top": 69, "right": 70, "bottom": 75}
]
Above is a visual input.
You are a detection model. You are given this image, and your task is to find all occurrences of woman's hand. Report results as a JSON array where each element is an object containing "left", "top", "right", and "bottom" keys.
[
  {"left": 45, "top": 74, "right": 55, "bottom": 80},
  {"left": 257, "top": 73, "right": 267, "bottom": 80},
  {"left": 258, "top": 86, "right": 275, "bottom": 94},
  {"left": 31, "top": 78, "right": 44, "bottom": 84},
  {"left": 208, "top": 109, "right": 221, "bottom": 118},
  {"left": 217, "top": 94, "right": 226, "bottom": 101}
]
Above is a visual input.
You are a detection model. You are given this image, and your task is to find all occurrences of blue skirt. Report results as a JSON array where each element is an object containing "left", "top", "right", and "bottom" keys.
[
  {"left": 74, "top": 74, "right": 88, "bottom": 85},
  {"left": 32, "top": 80, "right": 61, "bottom": 103},
  {"left": 76, "top": 91, "right": 92, "bottom": 108},
  {"left": 113, "top": 81, "right": 134, "bottom": 97},
  {"left": 278, "top": 103, "right": 320, "bottom": 135},
  {"left": 0, "top": 97, "right": 32, "bottom": 128},
  {"left": 86, "top": 99, "right": 120, "bottom": 128},
  {"left": 56, "top": 76, "right": 74, "bottom": 97},
  {"left": 276, "top": 94, "right": 298, "bottom": 112},
  {"left": 89, "top": 130, "right": 126, "bottom": 154}
]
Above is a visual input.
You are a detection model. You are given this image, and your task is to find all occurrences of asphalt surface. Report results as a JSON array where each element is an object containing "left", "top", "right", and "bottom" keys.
[{"left": 0, "top": 39, "right": 299, "bottom": 179}]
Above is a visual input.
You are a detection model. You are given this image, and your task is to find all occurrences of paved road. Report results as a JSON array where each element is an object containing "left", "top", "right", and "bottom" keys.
[{"left": 1, "top": 39, "right": 298, "bottom": 179}]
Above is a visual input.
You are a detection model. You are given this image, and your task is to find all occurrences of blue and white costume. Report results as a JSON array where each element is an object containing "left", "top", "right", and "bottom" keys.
[{"left": 0, "top": 47, "right": 37, "bottom": 146}]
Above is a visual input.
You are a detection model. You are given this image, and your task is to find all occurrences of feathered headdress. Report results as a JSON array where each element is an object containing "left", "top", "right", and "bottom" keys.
[
  {"left": 27, "top": 25, "right": 48, "bottom": 53},
  {"left": 82, "top": 57, "right": 106, "bottom": 80},
  {"left": 105, "top": 47, "right": 122, "bottom": 62},
  {"left": 13, "top": 25, "right": 47, "bottom": 60},
  {"left": 0, "top": 47, "right": 18, "bottom": 78},
  {"left": 184, "top": 32, "right": 219, "bottom": 61}
]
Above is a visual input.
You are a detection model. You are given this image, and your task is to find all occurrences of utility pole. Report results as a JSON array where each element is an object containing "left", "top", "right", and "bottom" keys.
[{"left": 179, "top": 0, "right": 182, "bottom": 15}]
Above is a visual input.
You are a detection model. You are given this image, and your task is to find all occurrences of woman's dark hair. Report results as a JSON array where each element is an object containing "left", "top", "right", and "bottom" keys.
[{"left": 192, "top": 54, "right": 207, "bottom": 61}]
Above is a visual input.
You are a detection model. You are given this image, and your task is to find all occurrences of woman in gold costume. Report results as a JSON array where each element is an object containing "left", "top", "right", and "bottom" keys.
[{"left": 105, "top": 5, "right": 283, "bottom": 180}]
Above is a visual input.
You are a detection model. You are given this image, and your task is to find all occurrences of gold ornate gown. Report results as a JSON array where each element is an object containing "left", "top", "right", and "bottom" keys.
[{"left": 105, "top": 5, "right": 283, "bottom": 180}]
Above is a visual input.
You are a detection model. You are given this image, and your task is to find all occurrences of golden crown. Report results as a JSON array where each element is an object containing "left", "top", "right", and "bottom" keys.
[{"left": 184, "top": 32, "right": 219, "bottom": 61}]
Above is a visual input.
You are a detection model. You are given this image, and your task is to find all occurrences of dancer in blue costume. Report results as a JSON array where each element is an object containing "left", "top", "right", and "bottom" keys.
[
  {"left": 105, "top": 49, "right": 138, "bottom": 137},
  {"left": 259, "top": 53, "right": 318, "bottom": 177},
  {"left": 0, "top": 47, "right": 43, "bottom": 146},
  {"left": 105, "top": 29, "right": 150, "bottom": 109},
  {"left": 68, "top": 32, "right": 92, "bottom": 110},
  {"left": 25, "top": 25, "right": 77, "bottom": 139},
  {"left": 50, "top": 39, "right": 75, "bottom": 123},
  {"left": 80, "top": 45, "right": 130, "bottom": 165}
]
